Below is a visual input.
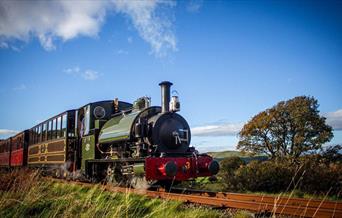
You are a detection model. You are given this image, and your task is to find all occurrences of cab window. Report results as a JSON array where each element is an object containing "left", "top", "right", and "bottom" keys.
[{"left": 83, "top": 106, "right": 90, "bottom": 136}]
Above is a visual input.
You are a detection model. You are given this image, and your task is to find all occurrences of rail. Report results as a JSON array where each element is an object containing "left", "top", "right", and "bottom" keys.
[{"left": 51, "top": 179, "right": 342, "bottom": 217}]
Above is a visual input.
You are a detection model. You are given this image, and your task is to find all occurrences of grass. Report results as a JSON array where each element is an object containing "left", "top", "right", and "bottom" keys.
[{"left": 0, "top": 170, "right": 252, "bottom": 218}]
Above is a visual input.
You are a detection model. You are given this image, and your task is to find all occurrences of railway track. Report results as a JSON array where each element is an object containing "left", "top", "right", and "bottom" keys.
[{"left": 52, "top": 179, "right": 342, "bottom": 217}]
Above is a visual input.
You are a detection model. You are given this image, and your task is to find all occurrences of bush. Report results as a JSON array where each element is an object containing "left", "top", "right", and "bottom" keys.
[
  {"left": 220, "top": 156, "right": 342, "bottom": 196},
  {"left": 297, "top": 156, "right": 342, "bottom": 195},
  {"left": 219, "top": 156, "right": 245, "bottom": 191},
  {"left": 232, "top": 160, "right": 295, "bottom": 193}
]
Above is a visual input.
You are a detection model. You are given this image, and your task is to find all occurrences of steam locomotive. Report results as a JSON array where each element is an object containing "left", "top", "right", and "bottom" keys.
[{"left": 0, "top": 81, "right": 219, "bottom": 187}]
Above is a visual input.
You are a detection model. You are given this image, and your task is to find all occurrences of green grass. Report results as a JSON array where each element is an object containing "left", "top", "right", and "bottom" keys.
[{"left": 0, "top": 170, "right": 252, "bottom": 218}]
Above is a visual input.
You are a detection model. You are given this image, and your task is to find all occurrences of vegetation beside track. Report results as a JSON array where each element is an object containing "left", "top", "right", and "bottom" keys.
[
  {"left": 0, "top": 170, "right": 252, "bottom": 218},
  {"left": 179, "top": 149, "right": 342, "bottom": 201}
]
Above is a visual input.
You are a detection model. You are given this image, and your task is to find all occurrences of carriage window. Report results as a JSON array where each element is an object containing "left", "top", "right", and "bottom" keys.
[
  {"left": 62, "top": 114, "right": 67, "bottom": 137},
  {"left": 34, "top": 127, "right": 37, "bottom": 144},
  {"left": 32, "top": 128, "right": 35, "bottom": 144},
  {"left": 42, "top": 123, "right": 47, "bottom": 142},
  {"left": 52, "top": 119, "right": 56, "bottom": 139},
  {"left": 12, "top": 139, "right": 17, "bottom": 150},
  {"left": 18, "top": 137, "right": 22, "bottom": 149},
  {"left": 48, "top": 120, "right": 52, "bottom": 140},
  {"left": 29, "top": 130, "right": 32, "bottom": 145},
  {"left": 15, "top": 137, "right": 19, "bottom": 149},
  {"left": 57, "top": 116, "right": 62, "bottom": 138},
  {"left": 35, "top": 127, "right": 38, "bottom": 144},
  {"left": 38, "top": 125, "right": 42, "bottom": 143},
  {"left": 32, "top": 128, "right": 34, "bottom": 144},
  {"left": 31, "top": 129, "right": 35, "bottom": 145}
]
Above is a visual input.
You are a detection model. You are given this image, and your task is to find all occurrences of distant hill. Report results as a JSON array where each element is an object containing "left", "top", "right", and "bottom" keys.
[
  {"left": 207, "top": 150, "right": 268, "bottom": 163},
  {"left": 207, "top": 150, "right": 243, "bottom": 158}
]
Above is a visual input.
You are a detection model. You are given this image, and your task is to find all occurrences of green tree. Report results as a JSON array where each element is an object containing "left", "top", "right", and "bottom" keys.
[{"left": 237, "top": 96, "right": 333, "bottom": 159}]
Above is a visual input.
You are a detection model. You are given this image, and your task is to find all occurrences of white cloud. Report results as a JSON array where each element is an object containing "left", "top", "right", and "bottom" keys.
[
  {"left": 113, "top": 0, "right": 177, "bottom": 57},
  {"left": 64, "top": 66, "right": 80, "bottom": 75},
  {"left": 116, "top": 49, "right": 128, "bottom": 55},
  {"left": 13, "top": 84, "right": 26, "bottom": 91},
  {"left": 0, "top": 41, "right": 21, "bottom": 51},
  {"left": 191, "top": 108, "right": 342, "bottom": 138},
  {"left": 0, "top": 41, "right": 8, "bottom": 48},
  {"left": 38, "top": 34, "right": 56, "bottom": 51},
  {"left": 325, "top": 109, "right": 342, "bottom": 131},
  {"left": 0, "top": 0, "right": 176, "bottom": 57},
  {"left": 64, "top": 66, "right": 99, "bottom": 81},
  {"left": 127, "top": 36, "right": 133, "bottom": 43},
  {"left": 82, "top": 70, "right": 99, "bottom": 81},
  {"left": 191, "top": 122, "right": 244, "bottom": 137},
  {"left": 187, "top": 0, "right": 203, "bottom": 13},
  {"left": 0, "top": 129, "right": 19, "bottom": 136},
  {"left": 0, "top": 1, "right": 108, "bottom": 51}
]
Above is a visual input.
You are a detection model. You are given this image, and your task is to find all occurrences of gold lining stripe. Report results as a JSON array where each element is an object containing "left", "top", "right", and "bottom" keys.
[
  {"left": 28, "top": 155, "right": 65, "bottom": 164},
  {"left": 28, "top": 150, "right": 65, "bottom": 157},
  {"left": 46, "top": 153, "right": 65, "bottom": 157},
  {"left": 28, "top": 161, "right": 65, "bottom": 164}
]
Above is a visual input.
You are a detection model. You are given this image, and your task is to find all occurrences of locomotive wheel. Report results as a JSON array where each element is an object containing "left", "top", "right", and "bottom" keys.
[
  {"left": 105, "top": 165, "right": 127, "bottom": 186},
  {"left": 55, "top": 168, "right": 62, "bottom": 179},
  {"left": 158, "top": 180, "right": 179, "bottom": 191}
]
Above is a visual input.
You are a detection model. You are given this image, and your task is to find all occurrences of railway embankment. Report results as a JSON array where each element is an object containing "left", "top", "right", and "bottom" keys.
[{"left": 0, "top": 170, "right": 249, "bottom": 218}]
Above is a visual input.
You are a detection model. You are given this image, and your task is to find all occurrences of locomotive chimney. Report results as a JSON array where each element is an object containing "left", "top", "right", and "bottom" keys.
[{"left": 159, "top": 81, "right": 173, "bottom": 113}]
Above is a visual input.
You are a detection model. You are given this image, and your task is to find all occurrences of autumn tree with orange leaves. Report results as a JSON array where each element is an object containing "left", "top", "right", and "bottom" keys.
[{"left": 237, "top": 96, "right": 333, "bottom": 159}]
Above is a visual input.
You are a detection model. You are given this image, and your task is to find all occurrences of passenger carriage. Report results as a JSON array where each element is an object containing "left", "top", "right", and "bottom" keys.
[
  {"left": 10, "top": 131, "right": 29, "bottom": 167},
  {"left": 0, "top": 139, "right": 11, "bottom": 168}
]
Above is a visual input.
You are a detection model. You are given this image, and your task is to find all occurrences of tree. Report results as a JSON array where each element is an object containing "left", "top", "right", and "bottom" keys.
[
  {"left": 237, "top": 96, "right": 333, "bottom": 159},
  {"left": 319, "top": 144, "right": 342, "bottom": 164}
]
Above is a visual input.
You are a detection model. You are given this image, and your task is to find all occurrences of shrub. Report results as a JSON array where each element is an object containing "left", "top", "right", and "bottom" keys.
[
  {"left": 219, "top": 156, "right": 245, "bottom": 191},
  {"left": 220, "top": 156, "right": 342, "bottom": 196},
  {"left": 232, "top": 160, "right": 294, "bottom": 193},
  {"left": 297, "top": 156, "right": 342, "bottom": 195}
]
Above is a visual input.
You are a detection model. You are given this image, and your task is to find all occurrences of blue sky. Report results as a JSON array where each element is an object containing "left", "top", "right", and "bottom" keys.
[{"left": 0, "top": 0, "right": 341, "bottom": 152}]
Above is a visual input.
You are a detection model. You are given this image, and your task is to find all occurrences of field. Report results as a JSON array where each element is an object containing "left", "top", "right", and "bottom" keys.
[
  {"left": 207, "top": 150, "right": 268, "bottom": 163},
  {"left": 0, "top": 170, "right": 252, "bottom": 218}
]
